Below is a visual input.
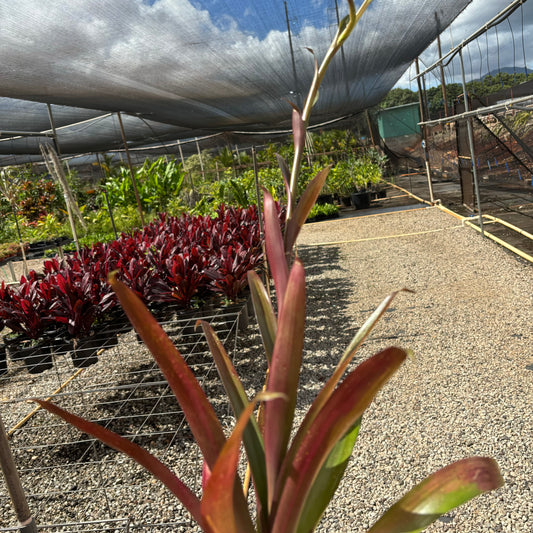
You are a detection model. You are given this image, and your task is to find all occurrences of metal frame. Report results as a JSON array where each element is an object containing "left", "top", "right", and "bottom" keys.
[{"left": 0, "top": 302, "right": 251, "bottom": 532}]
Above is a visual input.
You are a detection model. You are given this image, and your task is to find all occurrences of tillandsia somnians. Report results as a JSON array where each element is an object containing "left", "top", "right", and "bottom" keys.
[{"left": 37, "top": 1, "right": 503, "bottom": 532}]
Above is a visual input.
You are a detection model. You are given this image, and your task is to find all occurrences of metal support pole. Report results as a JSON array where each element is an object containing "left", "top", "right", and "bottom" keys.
[
  {"left": 252, "top": 146, "right": 269, "bottom": 294},
  {"left": 10, "top": 205, "right": 29, "bottom": 278},
  {"left": 415, "top": 58, "right": 435, "bottom": 204},
  {"left": 0, "top": 414, "right": 38, "bottom": 533},
  {"left": 116, "top": 112, "right": 145, "bottom": 226},
  {"left": 46, "top": 103, "right": 62, "bottom": 158},
  {"left": 178, "top": 140, "right": 193, "bottom": 189},
  {"left": 459, "top": 49, "right": 484, "bottom": 237},
  {"left": 284, "top": 1, "right": 300, "bottom": 106},
  {"left": 437, "top": 35, "right": 449, "bottom": 117}
]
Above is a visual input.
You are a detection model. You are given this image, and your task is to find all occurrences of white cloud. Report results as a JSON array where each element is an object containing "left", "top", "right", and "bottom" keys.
[{"left": 0, "top": 0, "right": 475, "bottom": 130}]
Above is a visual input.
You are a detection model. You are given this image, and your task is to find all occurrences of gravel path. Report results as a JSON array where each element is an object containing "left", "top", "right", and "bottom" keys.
[
  {"left": 297, "top": 205, "right": 532, "bottom": 532},
  {"left": 0, "top": 204, "right": 531, "bottom": 532}
]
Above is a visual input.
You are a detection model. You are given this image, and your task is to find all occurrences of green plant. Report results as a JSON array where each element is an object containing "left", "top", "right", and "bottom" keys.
[
  {"left": 82, "top": 205, "right": 146, "bottom": 243},
  {"left": 306, "top": 202, "right": 339, "bottom": 221},
  {"left": 100, "top": 156, "right": 186, "bottom": 213},
  {"left": 184, "top": 150, "right": 217, "bottom": 188},
  {"left": 327, "top": 159, "right": 355, "bottom": 196},
  {"left": 37, "top": 1, "right": 502, "bottom": 531},
  {"left": 352, "top": 156, "right": 381, "bottom": 190},
  {"left": 22, "top": 213, "right": 66, "bottom": 242}
]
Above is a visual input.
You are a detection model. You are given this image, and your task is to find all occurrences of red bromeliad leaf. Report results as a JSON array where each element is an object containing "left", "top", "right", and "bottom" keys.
[
  {"left": 199, "top": 319, "right": 268, "bottom": 514},
  {"left": 202, "top": 460, "right": 211, "bottom": 491},
  {"left": 108, "top": 274, "right": 226, "bottom": 468},
  {"left": 291, "top": 290, "right": 409, "bottom": 455},
  {"left": 286, "top": 103, "right": 307, "bottom": 217},
  {"left": 247, "top": 270, "right": 277, "bottom": 364},
  {"left": 263, "top": 189, "right": 289, "bottom": 313},
  {"left": 272, "top": 347, "right": 407, "bottom": 533},
  {"left": 367, "top": 457, "right": 504, "bottom": 533},
  {"left": 275, "top": 154, "right": 291, "bottom": 202},
  {"left": 292, "top": 106, "right": 306, "bottom": 159},
  {"left": 284, "top": 166, "right": 331, "bottom": 256},
  {"left": 35, "top": 399, "right": 205, "bottom": 529},
  {"left": 264, "top": 258, "right": 306, "bottom": 510},
  {"left": 296, "top": 418, "right": 361, "bottom": 533},
  {"left": 201, "top": 393, "right": 283, "bottom": 533}
]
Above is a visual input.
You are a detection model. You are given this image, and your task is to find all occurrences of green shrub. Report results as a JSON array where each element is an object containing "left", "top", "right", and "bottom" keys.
[
  {"left": 100, "top": 156, "right": 185, "bottom": 213},
  {"left": 307, "top": 202, "right": 339, "bottom": 221}
]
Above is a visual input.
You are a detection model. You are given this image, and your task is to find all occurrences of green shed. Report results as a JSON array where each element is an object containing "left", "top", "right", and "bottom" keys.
[{"left": 377, "top": 102, "right": 420, "bottom": 139}]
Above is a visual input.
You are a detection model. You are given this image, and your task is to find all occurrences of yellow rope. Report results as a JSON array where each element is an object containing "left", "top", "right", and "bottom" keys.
[
  {"left": 386, "top": 180, "right": 533, "bottom": 263},
  {"left": 303, "top": 225, "right": 464, "bottom": 248},
  {"left": 463, "top": 220, "right": 533, "bottom": 264},
  {"left": 7, "top": 368, "right": 84, "bottom": 437}
]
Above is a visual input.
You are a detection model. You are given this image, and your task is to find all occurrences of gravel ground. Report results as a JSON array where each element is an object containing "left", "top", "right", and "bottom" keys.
[
  {"left": 0, "top": 204, "right": 531, "bottom": 531},
  {"left": 297, "top": 205, "right": 532, "bottom": 532}
]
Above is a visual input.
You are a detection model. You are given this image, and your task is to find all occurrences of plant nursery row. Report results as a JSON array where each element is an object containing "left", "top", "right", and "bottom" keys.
[{"left": 0, "top": 204, "right": 271, "bottom": 375}]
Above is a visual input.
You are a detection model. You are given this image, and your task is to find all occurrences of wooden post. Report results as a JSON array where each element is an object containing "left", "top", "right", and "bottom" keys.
[
  {"left": 117, "top": 112, "right": 145, "bottom": 226},
  {"left": 365, "top": 109, "right": 376, "bottom": 146},
  {"left": 415, "top": 58, "right": 435, "bottom": 204},
  {"left": 0, "top": 414, "right": 38, "bottom": 533},
  {"left": 178, "top": 140, "right": 193, "bottom": 188},
  {"left": 195, "top": 138, "right": 205, "bottom": 181}
]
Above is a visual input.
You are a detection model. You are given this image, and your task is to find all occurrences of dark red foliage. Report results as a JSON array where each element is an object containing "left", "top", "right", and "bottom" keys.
[
  {"left": 0, "top": 205, "right": 264, "bottom": 343},
  {"left": 0, "top": 278, "right": 56, "bottom": 339}
]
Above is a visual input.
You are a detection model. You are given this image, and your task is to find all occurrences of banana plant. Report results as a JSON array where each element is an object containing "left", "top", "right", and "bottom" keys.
[{"left": 37, "top": 1, "right": 503, "bottom": 532}]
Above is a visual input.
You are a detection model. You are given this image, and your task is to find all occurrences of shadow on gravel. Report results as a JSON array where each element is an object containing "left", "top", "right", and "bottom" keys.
[{"left": 297, "top": 244, "right": 359, "bottom": 397}]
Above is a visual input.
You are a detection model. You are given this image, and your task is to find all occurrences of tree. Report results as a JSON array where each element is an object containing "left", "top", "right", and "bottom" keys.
[{"left": 378, "top": 87, "right": 418, "bottom": 109}]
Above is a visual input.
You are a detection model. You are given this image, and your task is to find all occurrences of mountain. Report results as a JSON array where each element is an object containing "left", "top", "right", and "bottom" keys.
[{"left": 479, "top": 66, "right": 532, "bottom": 79}]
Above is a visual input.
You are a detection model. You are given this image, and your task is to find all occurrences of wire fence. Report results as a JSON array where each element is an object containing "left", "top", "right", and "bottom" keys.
[{"left": 0, "top": 301, "right": 252, "bottom": 532}]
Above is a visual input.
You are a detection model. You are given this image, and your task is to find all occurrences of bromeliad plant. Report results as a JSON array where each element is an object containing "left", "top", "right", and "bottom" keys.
[{"left": 37, "top": 1, "right": 503, "bottom": 532}]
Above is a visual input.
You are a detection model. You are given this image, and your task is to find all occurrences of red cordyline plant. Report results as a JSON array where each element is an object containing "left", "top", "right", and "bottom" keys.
[{"left": 37, "top": 1, "right": 503, "bottom": 531}]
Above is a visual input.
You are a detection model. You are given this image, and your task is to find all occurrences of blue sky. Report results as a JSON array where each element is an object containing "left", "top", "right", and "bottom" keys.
[
  {"left": 145, "top": 0, "right": 335, "bottom": 40},
  {"left": 139, "top": 0, "right": 532, "bottom": 90}
]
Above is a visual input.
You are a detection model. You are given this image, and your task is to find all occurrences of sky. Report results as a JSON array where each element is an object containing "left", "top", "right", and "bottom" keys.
[
  {"left": 394, "top": 0, "right": 533, "bottom": 90},
  {"left": 0, "top": 0, "right": 524, "bottom": 147},
  {"left": 0, "top": 0, "right": 471, "bottom": 121}
]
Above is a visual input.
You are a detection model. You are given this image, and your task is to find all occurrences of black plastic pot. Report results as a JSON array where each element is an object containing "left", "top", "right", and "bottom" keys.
[
  {"left": 0, "top": 344, "right": 7, "bottom": 375},
  {"left": 42, "top": 331, "right": 73, "bottom": 357},
  {"left": 340, "top": 196, "right": 352, "bottom": 207},
  {"left": 71, "top": 336, "right": 101, "bottom": 368},
  {"left": 351, "top": 191, "right": 372, "bottom": 210},
  {"left": 5, "top": 336, "right": 53, "bottom": 374},
  {"left": 316, "top": 193, "right": 334, "bottom": 205},
  {"left": 149, "top": 302, "right": 177, "bottom": 324}
]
